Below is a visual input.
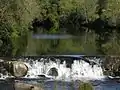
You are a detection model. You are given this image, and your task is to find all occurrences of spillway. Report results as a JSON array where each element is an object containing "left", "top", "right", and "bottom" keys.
[{"left": 0, "top": 56, "right": 104, "bottom": 81}]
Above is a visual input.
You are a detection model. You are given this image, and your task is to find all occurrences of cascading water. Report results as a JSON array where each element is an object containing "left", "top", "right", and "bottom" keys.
[
  {"left": 24, "top": 57, "right": 104, "bottom": 81},
  {"left": 0, "top": 57, "right": 104, "bottom": 81}
]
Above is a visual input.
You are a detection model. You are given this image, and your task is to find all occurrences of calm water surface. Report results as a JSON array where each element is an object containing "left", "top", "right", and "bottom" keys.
[{"left": 0, "top": 79, "right": 120, "bottom": 90}]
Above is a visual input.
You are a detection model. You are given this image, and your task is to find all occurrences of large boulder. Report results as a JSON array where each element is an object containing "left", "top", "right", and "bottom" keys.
[
  {"left": 3, "top": 61, "right": 28, "bottom": 77},
  {"left": 14, "top": 82, "right": 43, "bottom": 90}
]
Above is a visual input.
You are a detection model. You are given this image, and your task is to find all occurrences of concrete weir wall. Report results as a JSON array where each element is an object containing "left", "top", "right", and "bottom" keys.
[{"left": 0, "top": 55, "right": 120, "bottom": 79}]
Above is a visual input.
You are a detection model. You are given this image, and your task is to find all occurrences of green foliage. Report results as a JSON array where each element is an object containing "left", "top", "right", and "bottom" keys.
[
  {"left": 102, "top": 32, "right": 120, "bottom": 55},
  {"left": 0, "top": 0, "right": 40, "bottom": 56},
  {"left": 100, "top": 0, "right": 120, "bottom": 25},
  {"left": 1, "top": 0, "right": 120, "bottom": 56},
  {"left": 59, "top": 0, "right": 98, "bottom": 21},
  {"left": 79, "top": 82, "right": 93, "bottom": 90},
  {"left": 38, "top": 0, "right": 59, "bottom": 33},
  {"left": 0, "top": 22, "right": 13, "bottom": 56}
]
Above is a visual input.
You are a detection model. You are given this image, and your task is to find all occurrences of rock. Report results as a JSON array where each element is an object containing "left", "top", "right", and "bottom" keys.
[
  {"left": 14, "top": 82, "right": 43, "bottom": 90},
  {"left": 103, "top": 56, "right": 120, "bottom": 77},
  {"left": 0, "top": 59, "right": 4, "bottom": 62},
  {"left": 47, "top": 67, "right": 58, "bottom": 77},
  {"left": 3, "top": 61, "right": 28, "bottom": 77},
  {"left": 13, "top": 61, "right": 28, "bottom": 77}
]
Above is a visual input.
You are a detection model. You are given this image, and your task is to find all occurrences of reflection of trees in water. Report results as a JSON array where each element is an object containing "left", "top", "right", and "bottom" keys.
[
  {"left": 14, "top": 0, "right": 120, "bottom": 55},
  {"left": 27, "top": 17, "right": 120, "bottom": 55}
]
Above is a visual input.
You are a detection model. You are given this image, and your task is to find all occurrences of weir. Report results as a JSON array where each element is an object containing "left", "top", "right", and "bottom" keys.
[{"left": 0, "top": 56, "right": 104, "bottom": 81}]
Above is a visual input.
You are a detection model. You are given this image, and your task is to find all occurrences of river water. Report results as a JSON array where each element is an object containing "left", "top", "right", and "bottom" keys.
[
  {"left": 0, "top": 79, "right": 120, "bottom": 90},
  {"left": 0, "top": 56, "right": 120, "bottom": 90}
]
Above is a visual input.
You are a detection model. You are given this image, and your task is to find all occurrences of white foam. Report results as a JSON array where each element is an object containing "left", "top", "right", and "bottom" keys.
[
  {"left": 24, "top": 58, "right": 104, "bottom": 81},
  {"left": 0, "top": 57, "right": 105, "bottom": 81}
]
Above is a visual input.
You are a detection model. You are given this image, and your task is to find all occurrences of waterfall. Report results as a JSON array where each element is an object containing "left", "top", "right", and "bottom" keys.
[
  {"left": 24, "top": 57, "right": 104, "bottom": 81},
  {"left": 0, "top": 57, "right": 104, "bottom": 81}
]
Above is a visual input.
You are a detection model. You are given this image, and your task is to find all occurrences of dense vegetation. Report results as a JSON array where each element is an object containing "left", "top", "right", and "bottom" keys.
[{"left": 0, "top": 0, "right": 120, "bottom": 56}]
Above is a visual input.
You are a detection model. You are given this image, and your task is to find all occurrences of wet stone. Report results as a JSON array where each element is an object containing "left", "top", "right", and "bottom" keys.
[
  {"left": 14, "top": 82, "right": 43, "bottom": 90},
  {"left": 3, "top": 61, "right": 28, "bottom": 77}
]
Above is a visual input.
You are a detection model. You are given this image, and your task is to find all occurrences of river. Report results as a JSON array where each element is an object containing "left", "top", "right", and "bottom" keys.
[{"left": 0, "top": 56, "right": 120, "bottom": 90}]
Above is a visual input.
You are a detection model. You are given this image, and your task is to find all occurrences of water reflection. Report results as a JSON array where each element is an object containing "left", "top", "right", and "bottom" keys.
[
  {"left": 26, "top": 32, "right": 97, "bottom": 55},
  {"left": 32, "top": 34, "right": 79, "bottom": 39}
]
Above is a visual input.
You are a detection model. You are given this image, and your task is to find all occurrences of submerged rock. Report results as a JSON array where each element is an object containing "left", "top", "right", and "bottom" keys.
[
  {"left": 78, "top": 82, "right": 93, "bottom": 90},
  {"left": 14, "top": 82, "right": 43, "bottom": 90},
  {"left": 3, "top": 61, "right": 28, "bottom": 77}
]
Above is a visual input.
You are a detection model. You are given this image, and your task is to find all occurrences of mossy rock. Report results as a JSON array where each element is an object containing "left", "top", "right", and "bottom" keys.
[{"left": 78, "top": 82, "right": 93, "bottom": 90}]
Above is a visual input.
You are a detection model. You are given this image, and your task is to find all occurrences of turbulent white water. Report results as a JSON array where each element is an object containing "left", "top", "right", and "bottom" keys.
[
  {"left": 0, "top": 57, "right": 104, "bottom": 81},
  {"left": 23, "top": 58, "right": 104, "bottom": 81}
]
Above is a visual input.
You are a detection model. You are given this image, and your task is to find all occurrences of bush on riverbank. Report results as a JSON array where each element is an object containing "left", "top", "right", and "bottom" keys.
[{"left": 0, "top": 0, "right": 40, "bottom": 56}]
